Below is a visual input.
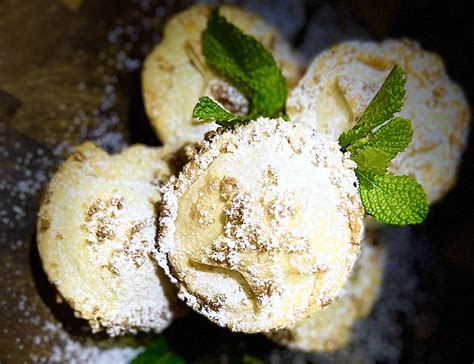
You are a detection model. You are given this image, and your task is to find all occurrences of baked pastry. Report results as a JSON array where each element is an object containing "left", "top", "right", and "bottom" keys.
[
  {"left": 287, "top": 39, "right": 470, "bottom": 204},
  {"left": 154, "top": 118, "right": 364, "bottom": 333},
  {"left": 142, "top": 4, "right": 303, "bottom": 145},
  {"left": 37, "top": 142, "right": 180, "bottom": 336},
  {"left": 267, "top": 232, "right": 384, "bottom": 352}
]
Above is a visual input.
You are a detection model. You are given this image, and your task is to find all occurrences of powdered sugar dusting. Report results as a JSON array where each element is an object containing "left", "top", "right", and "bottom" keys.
[
  {"left": 37, "top": 143, "right": 179, "bottom": 336},
  {"left": 155, "top": 118, "right": 364, "bottom": 332},
  {"left": 267, "top": 232, "right": 385, "bottom": 353}
]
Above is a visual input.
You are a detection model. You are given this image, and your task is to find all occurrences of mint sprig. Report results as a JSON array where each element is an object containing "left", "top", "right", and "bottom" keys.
[
  {"left": 193, "top": 7, "right": 286, "bottom": 125},
  {"left": 131, "top": 336, "right": 186, "bottom": 364},
  {"left": 243, "top": 354, "right": 265, "bottom": 364},
  {"left": 342, "top": 66, "right": 428, "bottom": 225}
]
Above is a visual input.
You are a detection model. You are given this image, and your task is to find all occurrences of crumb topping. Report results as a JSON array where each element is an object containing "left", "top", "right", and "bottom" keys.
[
  {"left": 155, "top": 118, "right": 364, "bottom": 332},
  {"left": 83, "top": 196, "right": 122, "bottom": 246},
  {"left": 37, "top": 142, "right": 179, "bottom": 336}
]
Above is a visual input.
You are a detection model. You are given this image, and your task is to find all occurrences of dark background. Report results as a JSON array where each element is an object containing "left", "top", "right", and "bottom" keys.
[
  {"left": 1, "top": 0, "right": 472, "bottom": 362},
  {"left": 391, "top": 1, "right": 474, "bottom": 362}
]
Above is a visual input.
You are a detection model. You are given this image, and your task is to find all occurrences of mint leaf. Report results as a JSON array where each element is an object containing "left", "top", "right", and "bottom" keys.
[
  {"left": 202, "top": 8, "right": 287, "bottom": 118},
  {"left": 339, "top": 65, "right": 405, "bottom": 148},
  {"left": 349, "top": 117, "right": 413, "bottom": 174},
  {"left": 352, "top": 117, "right": 413, "bottom": 159},
  {"left": 131, "top": 336, "right": 186, "bottom": 364},
  {"left": 350, "top": 146, "right": 391, "bottom": 175},
  {"left": 243, "top": 355, "right": 265, "bottom": 364},
  {"left": 356, "top": 170, "right": 428, "bottom": 225},
  {"left": 193, "top": 96, "right": 246, "bottom": 127}
]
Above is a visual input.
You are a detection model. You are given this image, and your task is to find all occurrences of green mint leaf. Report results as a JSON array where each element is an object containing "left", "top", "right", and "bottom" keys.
[
  {"left": 349, "top": 117, "right": 413, "bottom": 174},
  {"left": 202, "top": 8, "right": 287, "bottom": 118},
  {"left": 243, "top": 355, "right": 265, "bottom": 364},
  {"left": 193, "top": 96, "right": 246, "bottom": 127},
  {"left": 339, "top": 65, "right": 405, "bottom": 148},
  {"left": 131, "top": 336, "right": 186, "bottom": 364},
  {"left": 350, "top": 146, "right": 391, "bottom": 175},
  {"left": 356, "top": 169, "right": 428, "bottom": 225},
  {"left": 352, "top": 117, "right": 413, "bottom": 159}
]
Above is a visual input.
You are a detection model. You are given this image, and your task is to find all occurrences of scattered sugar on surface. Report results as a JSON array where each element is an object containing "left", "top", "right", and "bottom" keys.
[
  {"left": 0, "top": 125, "right": 57, "bottom": 235},
  {"left": 1, "top": 2, "right": 180, "bottom": 362},
  {"left": 29, "top": 320, "right": 143, "bottom": 364},
  {"left": 48, "top": 1, "right": 186, "bottom": 157}
]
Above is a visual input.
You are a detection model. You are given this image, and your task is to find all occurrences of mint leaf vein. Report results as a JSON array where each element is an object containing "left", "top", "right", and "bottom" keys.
[{"left": 356, "top": 170, "right": 428, "bottom": 225}]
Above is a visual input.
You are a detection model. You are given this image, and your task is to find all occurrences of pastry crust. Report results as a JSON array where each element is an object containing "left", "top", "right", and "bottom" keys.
[
  {"left": 267, "top": 232, "right": 384, "bottom": 352},
  {"left": 287, "top": 39, "right": 470, "bottom": 204},
  {"left": 37, "top": 142, "right": 179, "bottom": 336},
  {"left": 154, "top": 118, "right": 364, "bottom": 333},
  {"left": 142, "top": 4, "right": 303, "bottom": 146}
]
